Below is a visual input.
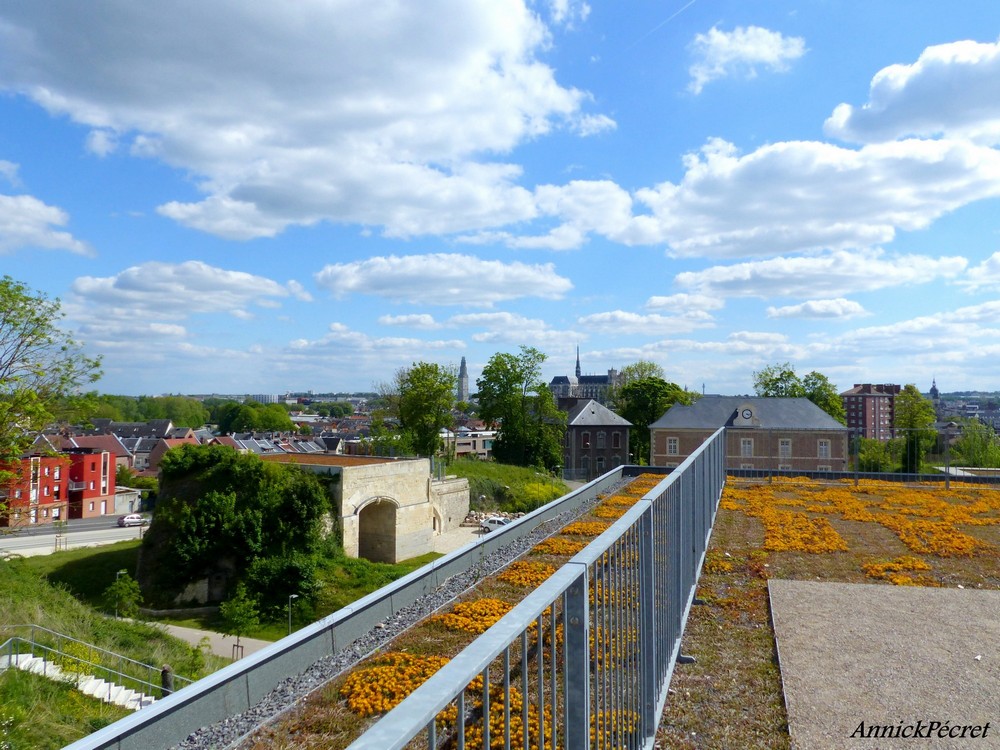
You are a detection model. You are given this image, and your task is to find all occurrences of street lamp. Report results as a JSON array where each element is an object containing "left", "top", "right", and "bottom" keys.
[
  {"left": 115, "top": 569, "right": 127, "bottom": 619},
  {"left": 288, "top": 594, "right": 299, "bottom": 635}
]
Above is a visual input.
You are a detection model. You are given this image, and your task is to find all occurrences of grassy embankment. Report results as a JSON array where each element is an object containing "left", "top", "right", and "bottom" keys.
[
  {"left": 1, "top": 546, "right": 226, "bottom": 750},
  {"left": 656, "top": 476, "right": 1000, "bottom": 749}
]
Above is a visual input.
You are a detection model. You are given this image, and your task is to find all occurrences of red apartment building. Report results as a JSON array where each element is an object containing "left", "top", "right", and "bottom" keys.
[
  {"left": 65, "top": 447, "right": 116, "bottom": 520},
  {"left": 0, "top": 454, "right": 71, "bottom": 527},
  {"left": 840, "top": 384, "right": 900, "bottom": 440}
]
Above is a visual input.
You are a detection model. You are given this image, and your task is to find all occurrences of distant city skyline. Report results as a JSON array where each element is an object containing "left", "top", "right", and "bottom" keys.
[{"left": 2, "top": 2, "right": 1000, "bottom": 396}]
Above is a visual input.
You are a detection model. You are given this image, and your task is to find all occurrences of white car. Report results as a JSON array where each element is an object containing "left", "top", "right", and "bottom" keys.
[
  {"left": 480, "top": 516, "right": 511, "bottom": 533},
  {"left": 117, "top": 513, "right": 147, "bottom": 527}
]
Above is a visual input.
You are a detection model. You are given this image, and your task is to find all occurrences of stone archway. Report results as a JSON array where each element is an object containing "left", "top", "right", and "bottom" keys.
[{"left": 358, "top": 497, "right": 398, "bottom": 562}]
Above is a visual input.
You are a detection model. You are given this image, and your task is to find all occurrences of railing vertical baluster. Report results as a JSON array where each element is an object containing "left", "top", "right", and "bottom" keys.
[
  {"left": 503, "top": 646, "right": 511, "bottom": 750},
  {"left": 564, "top": 568, "right": 589, "bottom": 749}
]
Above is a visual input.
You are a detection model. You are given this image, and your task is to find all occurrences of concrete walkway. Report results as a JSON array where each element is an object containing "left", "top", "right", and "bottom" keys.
[
  {"left": 157, "top": 622, "right": 274, "bottom": 660},
  {"left": 769, "top": 579, "right": 1000, "bottom": 750}
]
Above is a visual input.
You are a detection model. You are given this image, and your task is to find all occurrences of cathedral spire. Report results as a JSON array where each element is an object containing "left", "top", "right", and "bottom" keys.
[{"left": 575, "top": 346, "right": 581, "bottom": 378}]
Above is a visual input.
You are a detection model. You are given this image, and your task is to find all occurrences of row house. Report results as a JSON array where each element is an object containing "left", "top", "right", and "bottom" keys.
[
  {"left": 1, "top": 447, "right": 116, "bottom": 527},
  {"left": 650, "top": 396, "right": 849, "bottom": 472}
]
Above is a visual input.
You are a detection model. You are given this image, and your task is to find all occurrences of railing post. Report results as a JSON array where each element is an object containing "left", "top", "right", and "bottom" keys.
[
  {"left": 564, "top": 565, "right": 590, "bottom": 750},
  {"left": 638, "top": 507, "right": 656, "bottom": 736}
]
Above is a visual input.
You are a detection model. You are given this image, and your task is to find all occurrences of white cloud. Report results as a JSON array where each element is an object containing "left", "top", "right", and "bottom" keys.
[
  {"left": 576, "top": 309, "right": 715, "bottom": 334},
  {"left": 645, "top": 293, "right": 724, "bottom": 312},
  {"left": 71, "top": 260, "right": 292, "bottom": 316},
  {"left": 688, "top": 25, "right": 805, "bottom": 94},
  {"left": 446, "top": 311, "right": 578, "bottom": 346},
  {"left": 0, "top": 2, "right": 605, "bottom": 240},
  {"left": 960, "top": 252, "right": 1000, "bottom": 293},
  {"left": 766, "top": 298, "right": 869, "bottom": 319},
  {"left": 675, "top": 248, "right": 966, "bottom": 298},
  {"left": 0, "top": 193, "right": 91, "bottom": 255},
  {"left": 637, "top": 137, "right": 1000, "bottom": 258},
  {"left": 825, "top": 37, "right": 1000, "bottom": 145},
  {"left": 378, "top": 313, "right": 440, "bottom": 329},
  {"left": 0, "top": 160, "right": 19, "bottom": 185},
  {"left": 314, "top": 253, "right": 572, "bottom": 305}
]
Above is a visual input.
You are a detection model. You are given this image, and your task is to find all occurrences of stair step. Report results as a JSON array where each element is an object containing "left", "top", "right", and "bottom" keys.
[{"left": 8, "top": 650, "right": 159, "bottom": 710}]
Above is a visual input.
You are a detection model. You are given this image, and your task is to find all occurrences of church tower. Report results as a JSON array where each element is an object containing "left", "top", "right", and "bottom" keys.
[
  {"left": 457, "top": 356, "right": 470, "bottom": 403},
  {"left": 575, "top": 346, "right": 582, "bottom": 378}
]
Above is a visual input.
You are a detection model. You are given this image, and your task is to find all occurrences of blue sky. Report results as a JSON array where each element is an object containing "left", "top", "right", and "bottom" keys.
[{"left": 2, "top": 1, "right": 1000, "bottom": 397}]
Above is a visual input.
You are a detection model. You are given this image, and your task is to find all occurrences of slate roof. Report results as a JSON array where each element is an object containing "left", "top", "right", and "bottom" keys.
[
  {"left": 566, "top": 399, "right": 632, "bottom": 427},
  {"left": 650, "top": 396, "right": 846, "bottom": 431}
]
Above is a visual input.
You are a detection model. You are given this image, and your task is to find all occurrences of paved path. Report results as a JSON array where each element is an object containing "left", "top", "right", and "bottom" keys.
[
  {"left": 157, "top": 622, "right": 274, "bottom": 660},
  {"left": 769, "top": 579, "right": 1000, "bottom": 750}
]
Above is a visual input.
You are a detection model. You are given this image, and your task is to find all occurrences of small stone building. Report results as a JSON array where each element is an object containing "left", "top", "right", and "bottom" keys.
[{"left": 261, "top": 453, "right": 469, "bottom": 563}]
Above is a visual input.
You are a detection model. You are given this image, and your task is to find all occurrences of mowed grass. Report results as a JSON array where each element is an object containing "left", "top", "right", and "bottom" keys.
[{"left": 656, "top": 477, "right": 1000, "bottom": 749}]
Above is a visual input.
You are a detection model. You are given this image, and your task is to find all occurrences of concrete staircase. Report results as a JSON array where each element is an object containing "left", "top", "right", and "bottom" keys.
[{"left": 2, "top": 652, "right": 157, "bottom": 711}]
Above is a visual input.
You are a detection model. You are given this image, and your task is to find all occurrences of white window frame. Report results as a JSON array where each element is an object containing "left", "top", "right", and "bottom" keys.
[
  {"left": 667, "top": 437, "right": 679, "bottom": 456},
  {"left": 740, "top": 438, "right": 754, "bottom": 458},
  {"left": 818, "top": 439, "right": 831, "bottom": 459},
  {"left": 778, "top": 438, "right": 792, "bottom": 459}
]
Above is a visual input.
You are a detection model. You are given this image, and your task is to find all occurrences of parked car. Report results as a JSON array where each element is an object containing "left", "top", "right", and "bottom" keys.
[
  {"left": 480, "top": 516, "right": 511, "bottom": 533},
  {"left": 117, "top": 513, "right": 147, "bottom": 527}
]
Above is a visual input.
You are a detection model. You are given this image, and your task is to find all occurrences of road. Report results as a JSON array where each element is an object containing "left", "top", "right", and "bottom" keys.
[{"left": 0, "top": 516, "right": 147, "bottom": 557}]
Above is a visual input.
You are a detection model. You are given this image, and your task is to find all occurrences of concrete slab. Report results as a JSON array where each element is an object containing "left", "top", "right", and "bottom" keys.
[{"left": 769, "top": 579, "right": 1000, "bottom": 750}]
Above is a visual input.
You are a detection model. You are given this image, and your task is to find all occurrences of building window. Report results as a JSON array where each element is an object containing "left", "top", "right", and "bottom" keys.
[
  {"left": 740, "top": 463, "right": 753, "bottom": 470},
  {"left": 818, "top": 465, "right": 832, "bottom": 472},
  {"left": 596, "top": 432, "right": 606, "bottom": 449},
  {"left": 779, "top": 439, "right": 792, "bottom": 459},
  {"left": 43, "top": 466, "right": 49, "bottom": 476},
  {"left": 582, "top": 432, "right": 591, "bottom": 448},
  {"left": 667, "top": 437, "right": 679, "bottom": 456},
  {"left": 54, "top": 467, "right": 61, "bottom": 480},
  {"left": 612, "top": 432, "right": 621, "bottom": 449},
  {"left": 596, "top": 456, "right": 606, "bottom": 473},
  {"left": 88, "top": 502, "right": 94, "bottom": 511},
  {"left": 14, "top": 489, "right": 21, "bottom": 499},
  {"left": 778, "top": 464, "right": 792, "bottom": 471},
  {"left": 89, "top": 481, "right": 95, "bottom": 490},
  {"left": 43, "top": 486, "right": 49, "bottom": 496},
  {"left": 818, "top": 440, "right": 831, "bottom": 459},
  {"left": 741, "top": 438, "right": 753, "bottom": 457}
]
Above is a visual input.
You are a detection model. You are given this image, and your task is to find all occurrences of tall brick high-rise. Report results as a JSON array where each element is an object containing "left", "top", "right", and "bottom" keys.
[{"left": 840, "top": 383, "right": 901, "bottom": 440}]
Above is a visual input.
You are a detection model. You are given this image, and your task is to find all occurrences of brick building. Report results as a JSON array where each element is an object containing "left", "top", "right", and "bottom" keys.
[{"left": 840, "top": 383, "right": 900, "bottom": 440}]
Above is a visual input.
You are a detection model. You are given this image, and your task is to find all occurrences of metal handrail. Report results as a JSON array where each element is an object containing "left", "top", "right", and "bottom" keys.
[
  {"left": 0, "top": 624, "right": 193, "bottom": 690},
  {"left": 0, "top": 636, "right": 162, "bottom": 702},
  {"left": 345, "top": 427, "right": 726, "bottom": 749}
]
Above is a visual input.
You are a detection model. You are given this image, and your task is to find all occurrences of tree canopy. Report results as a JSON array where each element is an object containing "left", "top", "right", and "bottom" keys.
[
  {"left": 136, "top": 444, "right": 331, "bottom": 611},
  {"left": 90, "top": 394, "right": 210, "bottom": 427},
  {"left": 893, "top": 384, "right": 937, "bottom": 473},
  {"left": 0, "top": 276, "right": 102, "bottom": 489},
  {"left": 752, "top": 362, "right": 846, "bottom": 423},
  {"left": 617, "top": 377, "right": 694, "bottom": 463},
  {"left": 476, "top": 346, "right": 565, "bottom": 471},
  {"left": 396, "top": 361, "right": 456, "bottom": 456}
]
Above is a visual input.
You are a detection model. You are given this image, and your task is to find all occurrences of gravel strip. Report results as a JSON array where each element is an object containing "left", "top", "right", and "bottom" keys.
[{"left": 172, "top": 482, "right": 628, "bottom": 750}]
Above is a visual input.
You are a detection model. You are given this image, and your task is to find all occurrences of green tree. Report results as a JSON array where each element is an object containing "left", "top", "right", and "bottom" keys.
[
  {"left": 219, "top": 582, "right": 260, "bottom": 653},
  {"left": 855, "top": 437, "right": 896, "bottom": 472},
  {"left": 0, "top": 277, "right": 102, "bottom": 497},
  {"left": 476, "top": 346, "right": 565, "bottom": 470},
  {"left": 802, "top": 371, "right": 846, "bottom": 424},
  {"left": 102, "top": 572, "right": 142, "bottom": 619},
  {"left": 617, "top": 377, "right": 694, "bottom": 463},
  {"left": 137, "top": 444, "right": 330, "bottom": 610},
  {"left": 753, "top": 362, "right": 845, "bottom": 423},
  {"left": 608, "top": 360, "right": 665, "bottom": 409},
  {"left": 951, "top": 419, "right": 1000, "bottom": 468},
  {"left": 397, "top": 362, "right": 456, "bottom": 456},
  {"left": 894, "top": 384, "right": 937, "bottom": 473}
]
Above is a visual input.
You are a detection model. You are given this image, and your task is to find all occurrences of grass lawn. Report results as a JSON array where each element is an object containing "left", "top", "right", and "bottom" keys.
[{"left": 656, "top": 476, "right": 1000, "bottom": 749}]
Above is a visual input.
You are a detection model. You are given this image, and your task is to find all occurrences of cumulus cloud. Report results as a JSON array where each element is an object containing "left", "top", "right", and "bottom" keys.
[
  {"left": 0, "top": 160, "right": 19, "bottom": 185},
  {"left": 447, "top": 311, "right": 580, "bottom": 346},
  {"left": 766, "top": 298, "right": 869, "bottom": 319},
  {"left": 0, "top": 2, "right": 603, "bottom": 240},
  {"left": 688, "top": 25, "right": 805, "bottom": 94},
  {"left": 642, "top": 138, "right": 1000, "bottom": 258},
  {"left": 645, "top": 293, "right": 724, "bottom": 312},
  {"left": 314, "top": 253, "right": 572, "bottom": 305},
  {"left": 675, "top": 248, "right": 967, "bottom": 298},
  {"left": 72, "top": 260, "right": 292, "bottom": 315},
  {"left": 576, "top": 309, "right": 715, "bottom": 334},
  {"left": 825, "top": 37, "right": 1000, "bottom": 145},
  {"left": 378, "top": 313, "right": 441, "bottom": 329},
  {"left": 0, "top": 193, "right": 91, "bottom": 254}
]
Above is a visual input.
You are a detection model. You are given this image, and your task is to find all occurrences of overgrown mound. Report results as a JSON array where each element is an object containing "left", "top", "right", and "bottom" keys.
[{"left": 137, "top": 443, "right": 332, "bottom": 613}]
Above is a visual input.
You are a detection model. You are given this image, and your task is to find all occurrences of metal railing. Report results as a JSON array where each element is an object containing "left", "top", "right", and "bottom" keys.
[
  {"left": 346, "top": 427, "right": 726, "bottom": 750},
  {"left": 0, "top": 625, "right": 193, "bottom": 701}
]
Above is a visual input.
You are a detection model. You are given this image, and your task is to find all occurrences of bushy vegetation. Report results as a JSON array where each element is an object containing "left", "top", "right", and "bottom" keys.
[
  {"left": 447, "top": 458, "right": 567, "bottom": 514},
  {"left": 137, "top": 444, "right": 332, "bottom": 615}
]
